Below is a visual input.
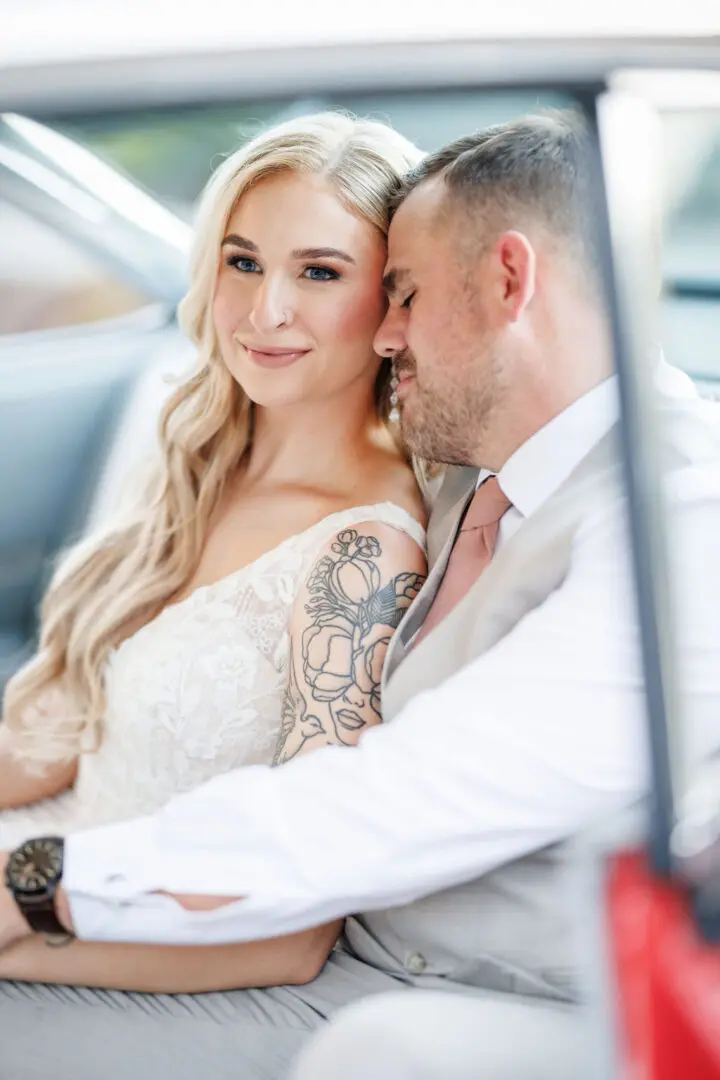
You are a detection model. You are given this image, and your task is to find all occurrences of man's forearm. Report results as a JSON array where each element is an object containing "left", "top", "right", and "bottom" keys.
[
  {"left": 0, "top": 858, "right": 249, "bottom": 955},
  {"left": 55, "top": 885, "right": 235, "bottom": 933}
]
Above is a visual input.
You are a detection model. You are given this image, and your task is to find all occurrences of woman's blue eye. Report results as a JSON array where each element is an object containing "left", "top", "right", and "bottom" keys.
[
  {"left": 304, "top": 266, "right": 339, "bottom": 282},
  {"left": 228, "top": 255, "right": 260, "bottom": 274}
]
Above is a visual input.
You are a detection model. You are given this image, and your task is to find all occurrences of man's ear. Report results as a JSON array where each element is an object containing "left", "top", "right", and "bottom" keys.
[{"left": 492, "top": 230, "right": 536, "bottom": 322}]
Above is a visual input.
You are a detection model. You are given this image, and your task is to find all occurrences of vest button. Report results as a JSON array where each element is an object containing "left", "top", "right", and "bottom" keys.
[{"left": 405, "top": 951, "right": 427, "bottom": 975}]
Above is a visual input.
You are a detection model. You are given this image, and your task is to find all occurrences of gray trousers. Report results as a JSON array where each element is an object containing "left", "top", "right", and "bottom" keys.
[
  {"left": 0, "top": 949, "right": 403, "bottom": 1080},
  {"left": 290, "top": 989, "right": 584, "bottom": 1080},
  {"left": 0, "top": 959, "right": 581, "bottom": 1080}
]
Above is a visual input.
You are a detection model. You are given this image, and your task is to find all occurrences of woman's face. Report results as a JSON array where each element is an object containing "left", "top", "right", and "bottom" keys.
[{"left": 213, "top": 171, "right": 388, "bottom": 410}]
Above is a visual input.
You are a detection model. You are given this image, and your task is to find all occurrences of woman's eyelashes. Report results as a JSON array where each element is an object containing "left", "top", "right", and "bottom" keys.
[
  {"left": 303, "top": 265, "right": 340, "bottom": 282},
  {"left": 402, "top": 291, "right": 416, "bottom": 310},
  {"left": 226, "top": 254, "right": 261, "bottom": 274},
  {"left": 225, "top": 255, "right": 340, "bottom": 282}
]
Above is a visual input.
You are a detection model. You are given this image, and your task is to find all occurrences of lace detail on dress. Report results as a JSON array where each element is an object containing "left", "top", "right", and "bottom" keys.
[{"left": 0, "top": 503, "right": 425, "bottom": 848}]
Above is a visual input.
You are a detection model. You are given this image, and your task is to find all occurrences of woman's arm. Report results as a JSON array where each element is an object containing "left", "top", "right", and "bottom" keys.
[
  {"left": 273, "top": 520, "right": 426, "bottom": 765},
  {"left": 0, "top": 685, "right": 78, "bottom": 809},
  {"left": 0, "top": 921, "right": 341, "bottom": 992}
]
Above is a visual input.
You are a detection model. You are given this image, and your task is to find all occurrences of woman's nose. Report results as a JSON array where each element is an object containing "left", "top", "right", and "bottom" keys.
[
  {"left": 249, "top": 273, "right": 293, "bottom": 334},
  {"left": 374, "top": 307, "right": 406, "bottom": 358}
]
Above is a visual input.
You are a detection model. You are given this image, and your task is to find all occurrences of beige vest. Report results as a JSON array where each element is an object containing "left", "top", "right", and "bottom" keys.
[{"left": 343, "top": 393, "right": 702, "bottom": 1001}]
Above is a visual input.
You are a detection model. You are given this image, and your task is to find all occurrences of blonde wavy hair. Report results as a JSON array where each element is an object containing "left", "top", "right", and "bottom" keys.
[{"left": 3, "top": 112, "right": 424, "bottom": 769}]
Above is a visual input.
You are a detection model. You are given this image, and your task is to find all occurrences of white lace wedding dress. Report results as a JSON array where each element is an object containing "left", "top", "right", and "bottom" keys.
[{"left": 0, "top": 503, "right": 425, "bottom": 850}]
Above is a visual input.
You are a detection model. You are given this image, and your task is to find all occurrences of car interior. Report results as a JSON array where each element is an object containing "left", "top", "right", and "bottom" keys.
[
  {"left": 1, "top": 33, "right": 720, "bottom": 1076},
  {"left": 2, "top": 80, "right": 719, "bottom": 699}
]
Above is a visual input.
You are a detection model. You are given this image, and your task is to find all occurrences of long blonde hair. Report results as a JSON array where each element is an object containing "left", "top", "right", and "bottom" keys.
[{"left": 3, "top": 112, "right": 423, "bottom": 769}]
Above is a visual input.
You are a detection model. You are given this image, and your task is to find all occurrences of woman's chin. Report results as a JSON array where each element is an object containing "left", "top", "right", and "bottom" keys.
[
  {"left": 235, "top": 380, "right": 311, "bottom": 412},
  {"left": 224, "top": 362, "right": 307, "bottom": 409}
]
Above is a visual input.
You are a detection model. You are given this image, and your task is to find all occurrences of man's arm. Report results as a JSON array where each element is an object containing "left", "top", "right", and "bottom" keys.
[{"left": 8, "top": 477, "right": 716, "bottom": 948}]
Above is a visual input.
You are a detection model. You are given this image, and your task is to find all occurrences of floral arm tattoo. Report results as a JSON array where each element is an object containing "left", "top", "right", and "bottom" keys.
[{"left": 272, "top": 530, "right": 425, "bottom": 766}]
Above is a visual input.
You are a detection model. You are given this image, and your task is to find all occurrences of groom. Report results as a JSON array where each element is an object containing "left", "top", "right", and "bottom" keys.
[{"left": 2, "top": 110, "right": 719, "bottom": 1080}]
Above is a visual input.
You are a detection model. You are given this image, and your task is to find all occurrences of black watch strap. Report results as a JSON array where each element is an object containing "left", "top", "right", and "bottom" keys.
[{"left": 19, "top": 897, "right": 70, "bottom": 937}]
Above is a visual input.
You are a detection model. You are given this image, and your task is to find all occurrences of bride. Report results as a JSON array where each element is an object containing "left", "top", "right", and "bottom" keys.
[{"left": 0, "top": 112, "right": 427, "bottom": 992}]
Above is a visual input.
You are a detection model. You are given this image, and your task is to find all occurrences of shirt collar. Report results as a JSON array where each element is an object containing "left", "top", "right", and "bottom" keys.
[{"left": 483, "top": 375, "right": 620, "bottom": 519}]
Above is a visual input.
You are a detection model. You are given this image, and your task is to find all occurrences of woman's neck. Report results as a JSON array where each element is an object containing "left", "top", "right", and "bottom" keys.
[{"left": 241, "top": 388, "right": 396, "bottom": 494}]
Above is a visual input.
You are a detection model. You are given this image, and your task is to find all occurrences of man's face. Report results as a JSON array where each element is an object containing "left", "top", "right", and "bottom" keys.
[{"left": 375, "top": 179, "right": 508, "bottom": 468}]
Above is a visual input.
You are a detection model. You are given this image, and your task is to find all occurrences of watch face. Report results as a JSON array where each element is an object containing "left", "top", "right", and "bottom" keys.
[{"left": 7, "top": 837, "right": 63, "bottom": 895}]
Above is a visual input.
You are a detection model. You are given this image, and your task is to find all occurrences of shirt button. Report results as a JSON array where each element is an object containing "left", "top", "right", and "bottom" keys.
[{"left": 405, "top": 951, "right": 427, "bottom": 975}]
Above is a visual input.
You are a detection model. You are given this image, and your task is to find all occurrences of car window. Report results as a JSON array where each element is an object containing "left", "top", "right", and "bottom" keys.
[
  {"left": 658, "top": 109, "right": 720, "bottom": 385},
  {"left": 0, "top": 199, "right": 147, "bottom": 336},
  {"left": 57, "top": 90, "right": 570, "bottom": 218},
  {"left": 662, "top": 111, "right": 720, "bottom": 285},
  {"left": 57, "top": 95, "right": 720, "bottom": 284},
  {"left": 32, "top": 88, "right": 720, "bottom": 384}
]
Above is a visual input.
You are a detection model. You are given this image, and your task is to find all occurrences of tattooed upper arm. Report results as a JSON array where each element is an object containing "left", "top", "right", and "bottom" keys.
[{"left": 272, "top": 522, "right": 427, "bottom": 766}]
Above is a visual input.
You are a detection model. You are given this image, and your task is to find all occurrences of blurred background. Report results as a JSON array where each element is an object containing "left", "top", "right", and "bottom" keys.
[
  {"left": 1, "top": 3, "right": 719, "bottom": 691},
  {"left": 2, "top": 13, "right": 720, "bottom": 1075},
  {"left": 3, "top": 67, "right": 720, "bottom": 361}
]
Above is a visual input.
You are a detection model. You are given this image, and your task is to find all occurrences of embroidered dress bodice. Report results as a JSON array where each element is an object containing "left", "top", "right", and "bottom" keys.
[{"left": 0, "top": 503, "right": 425, "bottom": 848}]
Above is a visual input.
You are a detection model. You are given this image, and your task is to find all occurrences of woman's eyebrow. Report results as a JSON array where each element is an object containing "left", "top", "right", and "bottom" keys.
[
  {"left": 292, "top": 247, "right": 355, "bottom": 264},
  {"left": 222, "top": 234, "right": 259, "bottom": 251},
  {"left": 220, "top": 238, "right": 355, "bottom": 264}
]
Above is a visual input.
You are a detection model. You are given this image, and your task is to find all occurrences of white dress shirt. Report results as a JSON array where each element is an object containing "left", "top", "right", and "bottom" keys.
[
  {"left": 62, "top": 368, "right": 720, "bottom": 945},
  {"left": 481, "top": 372, "right": 621, "bottom": 548}
]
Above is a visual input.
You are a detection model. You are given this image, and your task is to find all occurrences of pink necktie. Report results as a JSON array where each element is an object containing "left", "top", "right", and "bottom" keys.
[{"left": 416, "top": 476, "right": 512, "bottom": 642}]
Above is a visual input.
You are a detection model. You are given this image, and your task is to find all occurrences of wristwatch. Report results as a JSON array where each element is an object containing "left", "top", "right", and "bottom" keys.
[{"left": 5, "top": 836, "right": 73, "bottom": 942}]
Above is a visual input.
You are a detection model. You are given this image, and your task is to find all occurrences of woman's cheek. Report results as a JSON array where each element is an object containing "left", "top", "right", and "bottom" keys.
[
  {"left": 212, "top": 282, "right": 234, "bottom": 341},
  {"left": 321, "top": 284, "right": 387, "bottom": 347}
]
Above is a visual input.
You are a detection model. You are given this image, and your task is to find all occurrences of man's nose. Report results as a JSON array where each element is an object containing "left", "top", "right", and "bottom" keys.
[
  {"left": 249, "top": 273, "right": 293, "bottom": 333},
  {"left": 374, "top": 307, "right": 406, "bottom": 358}
]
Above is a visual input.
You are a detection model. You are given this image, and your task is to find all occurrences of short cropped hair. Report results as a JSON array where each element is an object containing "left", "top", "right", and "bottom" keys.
[{"left": 393, "top": 109, "right": 602, "bottom": 288}]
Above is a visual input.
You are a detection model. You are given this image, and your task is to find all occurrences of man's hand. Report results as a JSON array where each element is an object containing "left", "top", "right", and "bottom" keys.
[{"left": 0, "top": 852, "right": 32, "bottom": 952}]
